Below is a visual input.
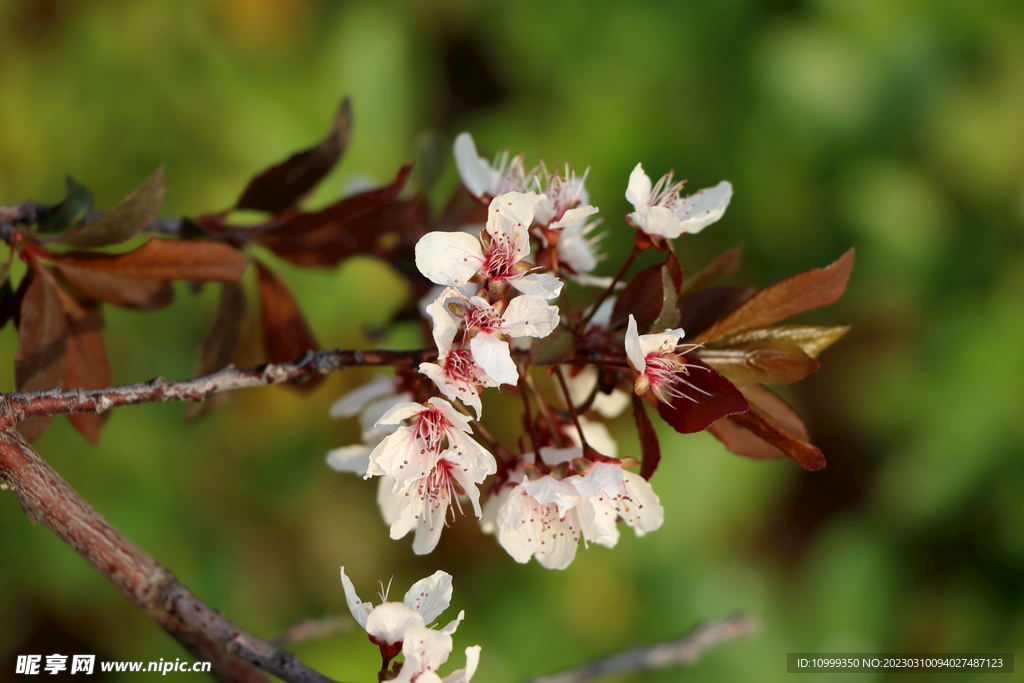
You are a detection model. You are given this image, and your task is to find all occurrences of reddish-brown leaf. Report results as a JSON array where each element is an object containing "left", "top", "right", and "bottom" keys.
[
  {"left": 184, "top": 281, "right": 249, "bottom": 422},
  {"left": 677, "top": 285, "right": 756, "bottom": 338},
  {"left": 712, "top": 324, "right": 851, "bottom": 360},
  {"left": 57, "top": 165, "right": 166, "bottom": 247},
  {"left": 655, "top": 359, "right": 748, "bottom": 434},
  {"left": 53, "top": 286, "right": 111, "bottom": 444},
  {"left": 697, "top": 338, "right": 820, "bottom": 385},
  {"left": 52, "top": 262, "right": 172, "bottom": 311},
  {"left": 611, "top": 253, "right": 683, "bottom": 331},
  {"left": 52, "top": 238, "right": 249, "bottom": 282},
  {"left": 632, "top": 393, "right": 661, "bottom": 480},
  {"left": 678, "top": 244, "right": 743, "bottom": 297},
  {"left": 236, "top": 97, "right": 352, "bottom": 213},
  {"left": 15, "top": 262, "right": 69, "bottom": 442},
  {"left": 253, "top": 165, "right": 419, "bottom": 268},
  {"left": 696, "top": 249, "right": 854, "bottom": 343},
  {"left": 0, "top": 276, "right": 18, "bottom": 330},
  {"left": 725, "top": 385, "right": 825, "bottom": 470},
  {"left": 707, "top": 385, "right": 809, "bottom": 461},
  {"left": 256, "top": 262, "right": 322, "bottom": 389}
]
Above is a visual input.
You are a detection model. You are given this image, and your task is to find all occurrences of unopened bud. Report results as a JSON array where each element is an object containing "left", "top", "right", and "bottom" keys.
[{"left": 634, "top": 374, "right": 650, "bottom": 395}]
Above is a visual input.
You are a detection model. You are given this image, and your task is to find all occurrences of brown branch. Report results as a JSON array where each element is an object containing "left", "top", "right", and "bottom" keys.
[
  {"left": 0, "top": 428, "right": 346, "bottom": 683},
  {"left": 0, "top": 348, "right": 434, "bottom": 427},
  {"left": 517, "top": 614, "right": 760, "bottom": 683}
]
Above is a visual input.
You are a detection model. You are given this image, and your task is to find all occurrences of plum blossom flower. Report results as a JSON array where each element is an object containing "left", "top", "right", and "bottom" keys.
[
  {"left": 419, "top": 292, "right": 499, "bottom": 419},
  {"left": 454, "top": 132, "right": 530, "bottom": 198},
  {"left": 625, "top": 314, "right": 707, "bottom": 406},
  {"left": 487, "top": 448, "right": 664, "bottom": 569},
  {"left": 625, "top": 163, "right": 732, "bottom": 238},
  {"left": 528, "top": 164, "right": 599, "bottom": 230},
  {"left": 367, "top": 398, "right": 497, "bottom": 554},
  {"left": 415, "top": 192, "right": 563, "bottom": 299},
  {"left": 341, "top": 567, "right": 479, "bottom": 681}
]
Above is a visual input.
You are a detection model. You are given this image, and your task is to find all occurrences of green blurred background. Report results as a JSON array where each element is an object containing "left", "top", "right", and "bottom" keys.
[{"left": 1, "top": 0, "right": 1023, "bottom": 681}]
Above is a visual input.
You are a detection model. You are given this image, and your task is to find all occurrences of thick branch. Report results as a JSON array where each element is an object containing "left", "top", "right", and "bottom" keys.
[
  {"left": 0, "top": 348, "right": 433, "bottom": 427},
  {"left": 0, "top": 428, "right": 345, "bottom": 683},
  {"left": 517, "top": 615, "right": 760, "bottom": 683}
]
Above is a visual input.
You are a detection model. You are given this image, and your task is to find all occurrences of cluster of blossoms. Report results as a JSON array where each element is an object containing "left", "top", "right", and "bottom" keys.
[
  {"left": 329, "top": 132, "right": 736, "bottom": 568},
  {"left": 341, "top": 568, "right": 479, "bottom": 682}
]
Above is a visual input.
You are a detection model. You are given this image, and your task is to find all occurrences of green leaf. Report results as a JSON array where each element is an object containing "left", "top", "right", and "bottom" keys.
[
  {"left": 59, "top": 165, "right": 166, "bottom": 247},
  {"left": 36, "top": 176, "right": 94, "bottom": 235},
  {"left": 711, "top": 324, "right": 851, "bottom": 359},
  {"left": 531, "top": 328, "right": 575, "bottom": 365}
]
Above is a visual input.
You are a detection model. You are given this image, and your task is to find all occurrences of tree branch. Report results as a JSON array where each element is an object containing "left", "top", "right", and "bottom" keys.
[
  {"left": 516, "top": 614, "right": 760, "bottom": 683},
  {"left": 0, "top": 428, "right": 346, "bottom": 683},
  {"left": 0, "top": 348, "right": 434, "bottom": 427}
]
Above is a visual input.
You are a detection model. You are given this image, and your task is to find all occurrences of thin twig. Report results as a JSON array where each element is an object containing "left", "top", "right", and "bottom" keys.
[
  {"left": 0, "top": 348, "right": 434, "bottom": 427},
  {"left": 0, "top": 428, "right": 346, "bottom": 683},
  {"left": 575, "top": 243, "right": 640, "bottom": 332},
  {"left": 517, "top": 614, "right": 760, "bottom": 683},
  {"left": 552, "top": 366, "right": 587, "bottom": 449}
]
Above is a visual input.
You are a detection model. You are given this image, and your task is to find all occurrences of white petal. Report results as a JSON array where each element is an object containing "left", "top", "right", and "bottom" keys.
[
  {"left": 438, "top": 609, "right": 465, "bottom": 636},
  {"left": 365, "top": 602, "right": 426, "bottom": 646},
  {"left": 527, "top": 191, "right": 555, "bottom": 226},
  {"left": 453, "top": 132, "right": 498, "bottom": 198},
  {"left": 618, "top": 470, "right": 664, "bottom": 536},
  {"left": 631, "top": 205, "right": 682, "bottom": 238},
  {"left": 578, "top": 493, "right": 621, "bottom": 548},
  {"left": 377, "top": 476, "right": 402, "bottom": 525},
  {"left": 674, "top": 180, "right": 733, "bottom": 234},
  {"left": 624, "top": 315, "right": 646, "bottom": 374},
  {"left": 404, "top": 570, "right": 453, "bottom": 623},
  {"left": 487, "top": 192, "right": 535, "bottom": 240},
  {"left": 511, "top": 272, "right": 563, "bottom": 299},
  {"left": 420, "top": 362, "right": 483, "bottom": 420},
  {"left": 394, "top": 626, "right": 454, "bottom": 683},
  {"left": 501, "top": 295, "right": 560, "bottom": 338},
  {"left": 624, "top": 163, "right": 652, "bottom": 210},
  {"left": 589, "top": 297, "right": 616, "bottom": 328},
  {"left": 329, "top": 376, "right": 396, "bottom": 418},
  {"left": 427, "top": 396, "right": 474, "bottom": 432},
  {"left": 416, "top": 231, "right": 484, "bottom": 287},
  {"left": 339, "top": 567, "right": 371, "bottom": 630},
  {"left": 557, "top": 221, "right": 598, "bottom": 273},
  {"left": 411, "top": 498, "right": 449, "bottom": 556},
  {"left": 523, "top": 476, "right": 580, "bottom": 517},
  {"left": 376, "top": 402, "right": 428, "bottom": 427},
  {"left": 573, "top": 462, "right": 624, "bottom": 498},
  {"left": 442, "top": 645, "right": 481, "bottom": 683},
  {"left": 425, "top": 289, "right": 461, "bottom": 354},
  {"left": 537, "top": 446, "right": 583, "bottom": 466},
  {"left": 639, "top": 328, "right": 685, "bottom": 356},
  {"left": 360, "top": 393, "right": 412, "bottom": 442},
  {"left": 578, "top": 417, "right": 619, "bottom": 458},
  {"left": 592, "top": 389, "right": 631, "bottom": 419},
  {"left": 326, "top": 445, "right": 372, "bottom": 474},
  {"left": 469, "top": 333, "right": 518, "bottom": 386},
  {"left": 549, "top": 204, "right": 599, "bottom": 230}
]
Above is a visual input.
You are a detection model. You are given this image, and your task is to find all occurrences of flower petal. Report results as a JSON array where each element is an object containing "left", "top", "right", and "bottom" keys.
[
  {"left": 453, "top": 132, "right": 498, "bottom": 198},
  {"left": 675, "top": 180, "right": 733, "bottom": 234},
  {"left": 625, "top": 315, "right": 646, "bottom": 374},
  {"left": 404, "top": 570, "right": 453, "bottom": 623},
  {"left": 625, "top": 163, "right": 652, "bottom": 210},
  {"left": 631, "top": 205, "right": 682, "bottom": 238},
  {"left": 469, "top": 333, "right": 518, "bottom": 386},
  {"left": 326, "top": 445, "right": 372, "bottom": 474},
  {"left": 501, "top": 295, "right": 560, "bottom": 338},
  {"left": 416, "top": 231, "right": 484, "bottom": 287},
  {"left": 365, "top": 602, "right": 426, "bottom": 646},
  {"left": 339, "top": 567, "right": 372, "bottom": 630},
  {"left": 511, "top": 272, "right": 563, "bottom": 299}
]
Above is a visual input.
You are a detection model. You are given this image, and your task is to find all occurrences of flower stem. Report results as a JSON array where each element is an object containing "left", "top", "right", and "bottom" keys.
[{"left": 576, "top": 243, "right": 641, "bottom": 332}]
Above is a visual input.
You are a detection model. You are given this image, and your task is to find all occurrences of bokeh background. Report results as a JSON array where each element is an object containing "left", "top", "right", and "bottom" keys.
[{"left": 2, "top": 0, "right": 1023, "bottom": 681}]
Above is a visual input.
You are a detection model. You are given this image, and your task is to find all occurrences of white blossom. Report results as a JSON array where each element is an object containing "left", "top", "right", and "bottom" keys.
[
  {"left": 340, "top": 568, "right": 459, "bottom": 648},
  {"left": 625, "top": 314, "right": 708, "bottom": 406},
  {"left": 454, "top": 132, "right": 529, "bottom": 198},
  {"left": 626, "top": 163, "right": 732, "bottom": 238},
  {"left": 368, "top": 398, "right": 496, "bottom": 554}
]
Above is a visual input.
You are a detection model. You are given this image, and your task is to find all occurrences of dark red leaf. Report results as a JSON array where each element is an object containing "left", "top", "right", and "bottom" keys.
[
  {"left": 655, "top": 359, "right": 748, "bottom": 434},
  {"left": 611, "top": 253, "right": 683, "bottom": 331},
  {"left": 632, "top": 393, "right": 661, "bottom": 480},
  {"left": 707, "top": 385, "right": 809, "bottom": 461},
  {"left": 54, "top": 286, "right": 111, "bottom": 444},
  {"left": 15, "top": 262, "right": 69, "bottom": 442},
  {"left": 0, "top": 276, "right": 18, "bottom": 330},
  {"left": 184, "top": 281, "right": 249, "bottom": 422},
  {"left": 677, "top": 285, "right": 756, "bottom": 338},
  {"left": 52, "top": 263, "right": 172, "bottom": 311},
  {"left": 696, "top": 249, "right": 854, "bottom": 343},
  {"left": 255, "top": 262, "right": 322, "bottom": 389},
  {"left": 725, "top": 385, "right": 825, "bottom": 470},
  {"left": 57, "top": 165, "right": 166, "bottom": 247},
  {"left": 679, "top": 244, "right": 743, "bottom": 297},
  {"left": 253, "top": 165, "right": 419, "bottom": 268},
  {"left": 52, "top": 238, "right": 249, "bottom": 282},
  {"left": 697, "top": 338, "right": 820, "bottom": 385},
  {"left": 236, "top": 97, "right": 352, "bottom": 213}
]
